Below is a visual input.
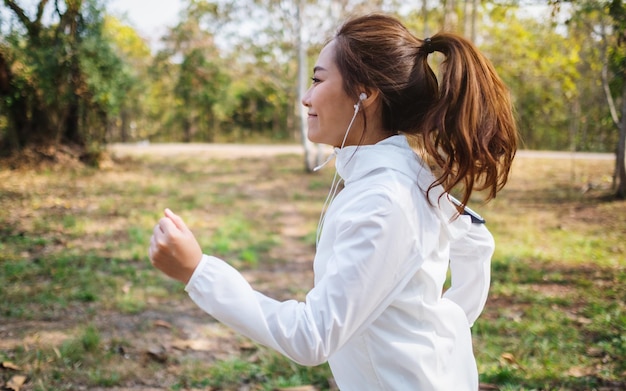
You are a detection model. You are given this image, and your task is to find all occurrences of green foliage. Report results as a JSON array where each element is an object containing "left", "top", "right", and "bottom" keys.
[
  {"left": 482, "top": 5, "right": 578, "bottom": 150},
  {"left": 1, "top": 1, "right": 625, "bottom": 153},
  {"left": 0, "top": 0, "right": 132, "bottom": 157}
]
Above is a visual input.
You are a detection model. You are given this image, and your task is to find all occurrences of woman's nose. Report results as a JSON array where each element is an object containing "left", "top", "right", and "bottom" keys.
[{"left": 301, "top": 87, "right": 312, "bottom": 107}]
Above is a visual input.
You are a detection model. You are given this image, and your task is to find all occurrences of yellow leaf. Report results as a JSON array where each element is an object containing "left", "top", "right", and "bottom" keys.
[
  {"left": 6, "top": 375, "right": 27, "bottom": 391},
  {"left": 1, "top": 361, "right": 21, "bottom": 371},
  {"left": 153, "top": 319, "right": 172, "bottom": 329},
  {"left": 500, "top": 352, "right": 517, "bottom": 364},
  {"left": 567, "top": 366, "right": 595, "bottom": 377}
]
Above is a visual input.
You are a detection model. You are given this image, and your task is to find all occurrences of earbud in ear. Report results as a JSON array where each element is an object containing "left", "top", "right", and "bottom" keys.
[{"left": 353, "top": 92, "right": 368, "bottom": 112}]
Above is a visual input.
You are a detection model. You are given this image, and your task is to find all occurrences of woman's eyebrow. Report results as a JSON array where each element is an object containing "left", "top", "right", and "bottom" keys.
[{"left": 313, "top": 66, "right": 327, "bottom": 73}]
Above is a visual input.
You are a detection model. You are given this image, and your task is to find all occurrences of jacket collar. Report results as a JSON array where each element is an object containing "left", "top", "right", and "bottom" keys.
[
  {"left": 334, "top": 134, "right": 473, "bottom": 238},
  {"left": 335, "top": 134, "right": 425, "bottom": 184}
]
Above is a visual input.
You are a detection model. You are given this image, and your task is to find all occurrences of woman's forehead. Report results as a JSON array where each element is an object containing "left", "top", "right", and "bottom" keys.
[{"left": 315, "top": 40, "right": 337, "bottom": 70}]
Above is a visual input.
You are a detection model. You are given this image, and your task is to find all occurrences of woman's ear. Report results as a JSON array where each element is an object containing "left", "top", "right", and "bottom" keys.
[{"left": 360, "top": 89, "right": 380, "bottom": 108}]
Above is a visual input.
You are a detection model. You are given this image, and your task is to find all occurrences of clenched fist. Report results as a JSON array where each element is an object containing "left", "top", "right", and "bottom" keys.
[{"left": 149, "top": 208, "right": 203, "bottom": 284}]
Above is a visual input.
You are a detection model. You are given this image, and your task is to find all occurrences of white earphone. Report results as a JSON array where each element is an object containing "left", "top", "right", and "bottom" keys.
[{"left": 353, "top": 92, "right": 368, "bottom": 111}]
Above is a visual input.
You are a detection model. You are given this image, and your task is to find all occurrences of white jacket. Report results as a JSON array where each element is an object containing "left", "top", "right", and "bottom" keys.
[{"left": 185, "top": 135, "right": 494, "bottom": 390}]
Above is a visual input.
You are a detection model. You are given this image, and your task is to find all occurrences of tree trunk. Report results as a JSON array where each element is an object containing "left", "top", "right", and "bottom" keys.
[
  {"left": 183, "top": 117, "right": 192, "bottom": 143},
  {"left": 471, "top": 0, "right": 478, "bottom": 41},
  {"left": 463, "top": 0, "right": 469, "bottom": 37},
  {"left": 616, "top": 84, "right": 626, "bottom": 199},
  {"left": 0, "top": 51, "right": 19, "bottom": 151},
  {"left": 296, "top": 0, "right": 316, "bottom": 172},
  {"left": 120, "top": 109, "right": 129, "bottom": 142},
  {"left": 64, "top": 98, "right": 82, "bottom": 145},
  {"left": 422, "top": 0, "right": 429, "bottom": 37},
  {"left": 0, "top": 50, "right": 48, "bottom": 149},
  {"left": 462, "top": 0, "right": 477, "bottom": 40},
  {"left": 443, "top": 0, "right": 458, "bottom": 31}
]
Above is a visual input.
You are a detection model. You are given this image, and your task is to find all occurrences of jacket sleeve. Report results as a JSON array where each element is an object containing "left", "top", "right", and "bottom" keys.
[
  {"left": 442, "top": 221, "right": 494, "bottom": 326},
  {"left": 184, "top": 191, "right": 424, "bottom": 366}
]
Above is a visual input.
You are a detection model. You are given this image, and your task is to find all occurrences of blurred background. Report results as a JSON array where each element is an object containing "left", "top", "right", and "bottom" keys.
[{"left": 1, "top": 1, "right": 623, "bottom": 155}]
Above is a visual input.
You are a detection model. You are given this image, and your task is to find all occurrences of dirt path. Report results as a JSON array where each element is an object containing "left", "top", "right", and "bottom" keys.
[
  {"left": 108, "top": 142, "right": 332, "bottom": 160},
  {"left": 109, "top": 142, "right": 614, "bottom": 160}
]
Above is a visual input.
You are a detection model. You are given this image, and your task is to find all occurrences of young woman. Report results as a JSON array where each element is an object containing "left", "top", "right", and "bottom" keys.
[{"left": 149, "top": 14, "right": 517, "bottom": 390}]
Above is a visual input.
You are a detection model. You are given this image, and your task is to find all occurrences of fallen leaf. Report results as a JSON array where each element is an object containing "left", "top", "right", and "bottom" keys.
[
  {"left": 6, "top": 375, "right": 27, "bottom": 391},
  {"left": 500, "top": 352, "right": 518, "bottom": 365},
  {"left": 1, "top": 361, "right": 21, "bottom": 371},
  {"left": 145, "top": 346, "right": 168, "bottom": 363},
  {"left": 499, "top": 352, "right": 526, "bottom": 372},
  {"left": 154, "top": 320, "right": 172, "bottom": 329},
  {"left": 171, "top": 339, "right": 212, "bottom": 351},
  {"left": 239, "top": 341, "right": 256, "bottom": 352},
  {"left": 567, "top": 365, "right": 596, "bottom": 377},
  {"left": 586, "top": 347, "right": 604, "bottom": 357}
]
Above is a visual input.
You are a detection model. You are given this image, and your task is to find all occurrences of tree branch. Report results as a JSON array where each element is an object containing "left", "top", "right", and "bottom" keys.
[
  {"left": 602, "top": 63, "right": 620, "bottom": 128},
  {"left": 3, "top": 0, "right": 32, "bottom": 29},
  {"left": 36, "top": 0, "right": 50, "bottom": 24},
  {"left": 3, "top": 0, "right": 52, "bottom": 38},
  {"left": 599, "top": 21, "right": 620, "bottom": 128},
  {"left": 0, "top": 46, "right": 13, "bottom": 95}
]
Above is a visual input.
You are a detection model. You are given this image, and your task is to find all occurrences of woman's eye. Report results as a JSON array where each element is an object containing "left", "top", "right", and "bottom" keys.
[{"left": 311, "top": 77, "right": 321, "bottom": 84}]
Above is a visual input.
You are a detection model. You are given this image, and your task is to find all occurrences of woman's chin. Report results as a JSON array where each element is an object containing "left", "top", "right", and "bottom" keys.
[
  {"left": 307, "top": 129, "right": 337, "bottom": 146},
  {"left": 306, "top": 131, "right": 322, "bottom": 144}
]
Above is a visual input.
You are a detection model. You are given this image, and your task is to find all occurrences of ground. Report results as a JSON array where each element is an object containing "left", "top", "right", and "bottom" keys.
[{"left": 0, "top": 143, "right": 624, "bottom": 390}]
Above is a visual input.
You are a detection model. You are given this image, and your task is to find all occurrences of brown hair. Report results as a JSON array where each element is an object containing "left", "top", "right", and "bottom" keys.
[{"left": 333, "top": 14, "right": 517, "bottom": 206}]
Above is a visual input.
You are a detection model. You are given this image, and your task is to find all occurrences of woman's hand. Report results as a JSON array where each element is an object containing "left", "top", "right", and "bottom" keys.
[{"left": 149, "top": 208, "right": 203, "bottom": 284}]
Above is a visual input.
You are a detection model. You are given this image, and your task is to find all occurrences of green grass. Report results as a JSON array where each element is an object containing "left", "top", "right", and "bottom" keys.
[
  {"left": 473, "top": 158, "right": 626, "bottom": 390},
  {"left": 0, "top": 151, "right": 624, "bottom": 390},
  {"left": 174, "top": 349, "right": 333, "bottom": 390}
]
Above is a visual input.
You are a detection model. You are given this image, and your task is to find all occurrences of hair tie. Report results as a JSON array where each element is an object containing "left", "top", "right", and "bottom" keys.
[{"left": 421, "top": 37, "right": 434, "bottom": 55}]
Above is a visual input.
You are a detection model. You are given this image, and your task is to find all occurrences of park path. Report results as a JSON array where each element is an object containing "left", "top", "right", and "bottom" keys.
[
  {"left": 109, "top": 142, "right": 325, "bottom": 159},
  {"left": 109, "top": 142, "right": 614, "bottom": 160}
]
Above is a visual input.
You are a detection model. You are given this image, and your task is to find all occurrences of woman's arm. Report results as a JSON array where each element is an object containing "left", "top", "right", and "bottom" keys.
[
  {"left": 185, "top": 191, "right": 422, "bottom": 365},
  {"left": 443, "top": 221, "right": 494, "bottom": 326}
]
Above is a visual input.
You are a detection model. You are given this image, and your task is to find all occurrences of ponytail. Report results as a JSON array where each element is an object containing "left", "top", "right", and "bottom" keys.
[{"left": 412, "top": 33, "right": 517, "bottom": 206}]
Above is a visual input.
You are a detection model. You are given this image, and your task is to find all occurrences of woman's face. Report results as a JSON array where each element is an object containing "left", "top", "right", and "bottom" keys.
[{"left": 302, "top": 41, "right": 361, "bottom": 147}]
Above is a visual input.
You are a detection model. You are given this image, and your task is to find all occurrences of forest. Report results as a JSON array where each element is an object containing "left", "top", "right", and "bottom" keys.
[{"left": 0, "top": 0, "right": 625, "bottom": 195}]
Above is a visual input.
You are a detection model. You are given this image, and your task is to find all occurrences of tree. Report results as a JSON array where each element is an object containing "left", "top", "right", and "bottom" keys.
[
  {"left": 153, "top": 0, "right": 233, "bottom": 143},
  {"left": 102, "top": 16, "right": 152, "bottom": 142},
  {"left": 237, "top": 0, "right": 321, "bottom": 169},
  {"left": 463, "top": 0, "right": 478, "bottom": 41},
  {"left": 216, "top": 0, "right": 404, "bottom": 170},
  {"left": 553, "top": 0, "right": 626, "bottom": 198},
  {"left": 482, "top": 4, "right": 581, "bottom": 151},
  {"left": 0, "top": 0, "right": 128, "bottom": 163},
  {"left": 607, "top": 0, "right": 626, "bottom": 198}
]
